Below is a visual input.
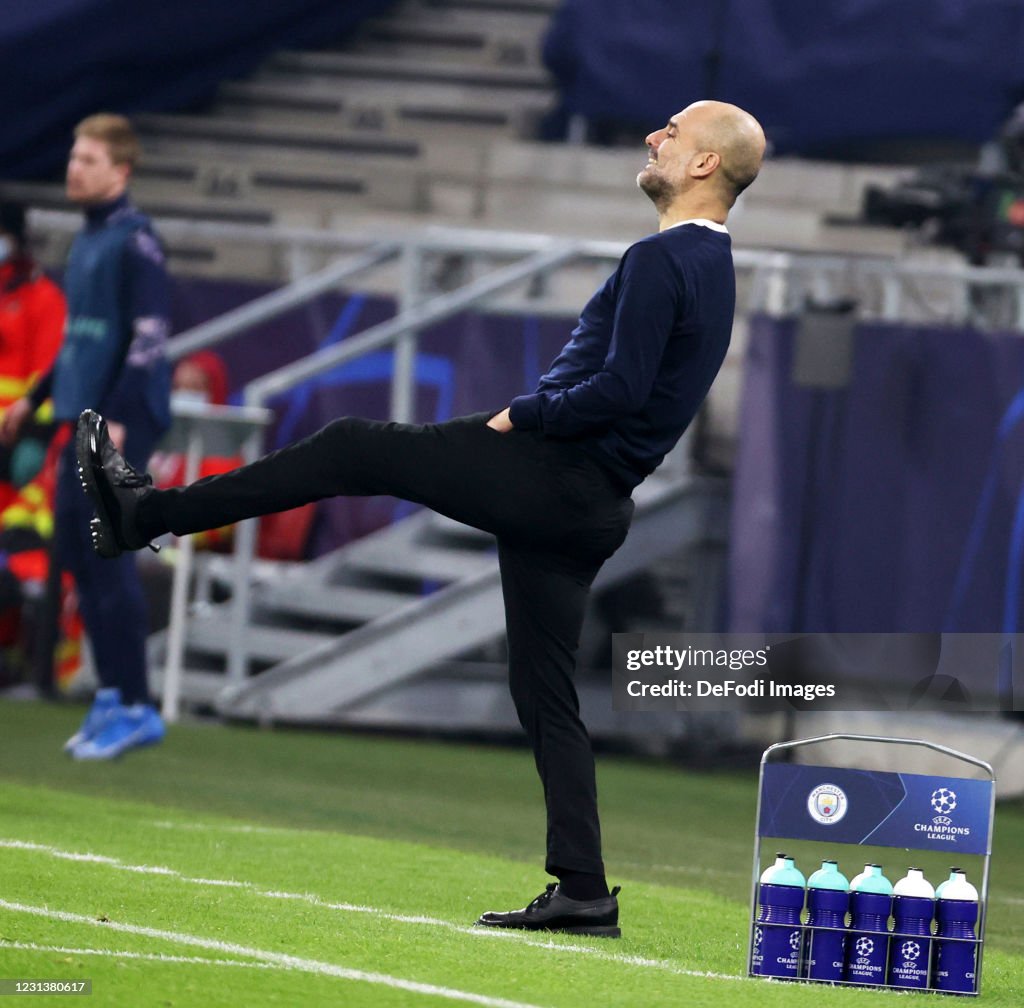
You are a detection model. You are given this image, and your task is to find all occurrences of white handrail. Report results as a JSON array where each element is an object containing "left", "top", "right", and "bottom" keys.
[{"left": 242, "top": 241, "right": 580, "bottom": 406}]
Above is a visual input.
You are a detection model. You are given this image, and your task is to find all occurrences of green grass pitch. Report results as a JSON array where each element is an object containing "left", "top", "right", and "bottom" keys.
[{"left": 1, "top": 699, "right": 1022, "bottom": 1006}]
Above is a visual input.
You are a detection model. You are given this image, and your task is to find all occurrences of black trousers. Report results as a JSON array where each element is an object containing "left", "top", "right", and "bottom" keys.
[{"left": 147, "top": 412, "right": 635, "bottom": 875}]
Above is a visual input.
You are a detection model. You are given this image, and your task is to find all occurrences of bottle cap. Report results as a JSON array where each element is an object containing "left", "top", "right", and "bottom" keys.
[
  {"left": 851, "top": 863, "right": 893, "bottom": 895},
  {"left": 937, "top": 869, "right": 978, "bottom": 902},
  {"left": 894, "top": 867, "right": 935, "bottom": 899},
  {"left": 771, "top": 856, "right": 806, "bottom": 888},
  {"left": 808, "top": 859, "right": 850, "bottom": 891},
  {"left": 759, "top": 853, "right": 790, "bottom": 883}
]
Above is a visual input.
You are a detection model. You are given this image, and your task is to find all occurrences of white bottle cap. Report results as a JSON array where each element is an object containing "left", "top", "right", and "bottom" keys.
[
  {"left": 894, "top": 867, "right": 935, "bottom": 899},
  {"left": 848, "top": 863, "right": 874, "bottom": 890},
  {"left": 939, "top": 869, "right": 978, "bottom": 902}
]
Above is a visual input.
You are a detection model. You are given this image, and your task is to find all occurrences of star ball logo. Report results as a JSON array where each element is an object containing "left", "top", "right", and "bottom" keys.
[
  {"left": 855, "top": 936, "right": 874, "bottom": 958},
  {"left": 789, "top": 930, "right": 801, "bottom": 952},
  {"left": 915, "top": 784, "right": 971, "bottom": 843},
  {"left": 901, "top": 940, "right": 921, "bottom": 961},
  {"left": 807, "top": 783, "right": 848, "bottom": 825}
]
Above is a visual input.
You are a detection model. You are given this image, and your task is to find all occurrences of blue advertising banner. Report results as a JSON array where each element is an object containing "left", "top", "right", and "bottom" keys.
[{"left": 758, "top": 764, "right": 992, "bottom": 856}]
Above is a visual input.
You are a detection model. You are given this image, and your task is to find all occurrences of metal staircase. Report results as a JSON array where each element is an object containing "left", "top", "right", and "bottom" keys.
[{"left": 147, "top": 465, "right": 728, "bottom": 730}]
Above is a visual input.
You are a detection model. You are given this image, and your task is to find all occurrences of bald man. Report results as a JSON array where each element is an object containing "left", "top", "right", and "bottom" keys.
[{"left": 77, "top": 100, "right": 765, "bottom": 937}]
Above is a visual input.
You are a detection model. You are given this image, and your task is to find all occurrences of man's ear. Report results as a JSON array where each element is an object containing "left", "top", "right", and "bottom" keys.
[{"left": 691, "top": 151, "right": 721, "bottom": 179}]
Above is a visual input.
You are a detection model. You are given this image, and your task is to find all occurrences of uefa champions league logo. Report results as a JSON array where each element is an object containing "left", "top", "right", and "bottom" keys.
[
  {"left": 855, "top": 936, "right": 874, "bottom": 958},
  {"left": 931, "top": 787, "right": 958, "bottom": 815},
  {"left": 789, "top": 930, "right": 801, "bottom": 952},
  {"left": 914, "top": 783, "right": 971, "bottom": 841},
  {"left": 807, "top": 783, "right": 848, "bottom": 825},
  {"left": 901, "top": 940, "right": 922, "bottom": 961},
  {"left": 754, "top": 926, "right": 763, "bottom": 947}
]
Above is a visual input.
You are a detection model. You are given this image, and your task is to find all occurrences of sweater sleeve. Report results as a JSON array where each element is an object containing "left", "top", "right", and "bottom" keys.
[
  {"left": 508, "top": 241, "right": 682, "bottom": 436},
  {"left": 105, "top": 228, "right": 171, "bottom": 431}
]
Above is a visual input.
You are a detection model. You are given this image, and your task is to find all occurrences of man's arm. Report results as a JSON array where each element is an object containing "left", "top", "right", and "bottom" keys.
[
  {"left": 506, "top": 242, "right": 682, "bottom": 436},
  {"left": 106, "top": 227, "right": 171, "bottom": 427}
]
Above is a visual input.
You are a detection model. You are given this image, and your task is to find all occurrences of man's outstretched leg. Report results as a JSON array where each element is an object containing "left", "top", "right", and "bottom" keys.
[{"left": 76, "top": 409, "right": 593, "bottom": 555}]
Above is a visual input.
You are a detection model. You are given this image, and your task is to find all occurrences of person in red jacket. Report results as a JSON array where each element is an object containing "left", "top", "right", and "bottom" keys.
[
  {"left": 0, "top": 202, "right": 65, "bottom": 510},
  {"left": 0, "top": 202, "right": 70, "bottom": 687},
  {"left": 150, "top": 350, "right": 316, "bottom": 558}
]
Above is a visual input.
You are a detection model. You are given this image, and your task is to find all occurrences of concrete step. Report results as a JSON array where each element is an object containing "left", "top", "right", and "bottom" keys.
[
  {"left": 350, "top": 14, "right": 547, "bottom": 69},
  {"left": 267, "top": 49, "right": 552, "bottom": 90},
  {"left": 258, "top": 582, "right": 422, "bottom": 624},
  {"left": 132, "top": 153, "right": 429, "bottom": 216},
  {"left": 214, "top": 77, "right": 552, "bottom": 139},
  {"left": 343, "top": 541, "right": 496, "bottom": 581},
  {"left": 185, "top": 619, "right": 336, "bottom": 663},
  {"left": 134, "top": 112, "right": 424, "bottom": 163}
]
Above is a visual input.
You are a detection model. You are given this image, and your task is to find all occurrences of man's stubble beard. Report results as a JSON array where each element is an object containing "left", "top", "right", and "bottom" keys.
[{"left": 637, "top": 168, "right": 672, "bottom": 214}]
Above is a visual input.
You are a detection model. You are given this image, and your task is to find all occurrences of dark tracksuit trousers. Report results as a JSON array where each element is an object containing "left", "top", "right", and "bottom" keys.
[
  {"left": 142, "top": 411, "right": 635, "bottom": 876},
  {"left": 57, "top": 438, "right": 153, "bottom": 706}
]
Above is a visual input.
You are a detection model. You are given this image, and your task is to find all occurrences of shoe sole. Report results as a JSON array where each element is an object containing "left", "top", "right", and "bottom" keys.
[
  {"left": 75, "top": 410, "right": 122, "bottom": 559},
  {"left": 473, "top": 922, "right": 621, "bottom": 939},
  {"left": 73, "top": 728, "right": 165, "bottom": 761}
]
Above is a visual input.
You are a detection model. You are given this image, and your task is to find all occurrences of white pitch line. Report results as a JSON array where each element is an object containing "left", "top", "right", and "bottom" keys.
[
  {"left": 0, "top": 940, "right": 276, "bottom": 970},
  {"left": 0, "top": 837, "right": 747, "bottom": 982},
  {"left": 0, "top": 900, "right": 547, "bottom": 1008}
]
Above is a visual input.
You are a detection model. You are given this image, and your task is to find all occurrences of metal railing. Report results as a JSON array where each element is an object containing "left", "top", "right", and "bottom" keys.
[{"left": 33, "top": 208, "right": 1024, "bottom": 335}]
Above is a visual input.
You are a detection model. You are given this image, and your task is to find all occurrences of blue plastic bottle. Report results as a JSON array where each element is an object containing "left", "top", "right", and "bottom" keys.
[
  {"left": 803, "top": 859, "right": 849, "bottom": 982},
  {"left": 934, "top": 869, "right": 979, "bottom": 994},
  {"left": 752, "top": 855, "right": 805, "bottom": 979},
  {"left": 844, "top": 864, "right": 893, "bottom": 986},
  {"left": 887, "top": 868, "right": 935, "bottom": 989}
]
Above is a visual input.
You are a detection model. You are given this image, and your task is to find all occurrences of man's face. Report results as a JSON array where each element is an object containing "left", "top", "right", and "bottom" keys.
[
  {"left": 66, "top": 136, "right": 129, "bottom": 205},
  {"left": 637, "top": 107, "right": 707, "bottom": 205}
]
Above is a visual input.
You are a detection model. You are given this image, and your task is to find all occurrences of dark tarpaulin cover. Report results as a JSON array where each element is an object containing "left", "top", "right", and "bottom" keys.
[
  {"left": 729, "top": 314, "right": 1024, "bottom": 633},
  {"left": 543, "top": 0, "right": 1024, "bottom": 154},
  {"left": 2, "top": 0, "right": 396, "bottom": 179}
]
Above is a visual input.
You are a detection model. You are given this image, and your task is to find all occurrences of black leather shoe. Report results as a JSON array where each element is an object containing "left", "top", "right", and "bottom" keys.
[
  {"left": 475, "top": 883, "right": 621, "bottom": 938},
  {"left": 76, "top": 409, "right": 158, "bottom": 558}
]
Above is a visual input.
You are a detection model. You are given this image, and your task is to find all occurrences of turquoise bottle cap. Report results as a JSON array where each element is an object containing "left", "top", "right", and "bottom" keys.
[
  {"left": 759, "top": 852, "right": 789, "bottom": 884},
  {"left": 771, "top": 856, "right": 806, "bottom": 888},
  {"left": 851, "top": 863, "right": 893, "bottom": 895},
  {"left": 808, "top": 859, "right": 850, "bottom": 891}
]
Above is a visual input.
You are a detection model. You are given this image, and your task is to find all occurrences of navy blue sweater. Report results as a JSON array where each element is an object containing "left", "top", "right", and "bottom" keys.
[
  {"left": 31, "top": 194, "right": 171, "bottom": 465},
  {"left": 508, "top": 222, "right": 735, "bottom": 490}
]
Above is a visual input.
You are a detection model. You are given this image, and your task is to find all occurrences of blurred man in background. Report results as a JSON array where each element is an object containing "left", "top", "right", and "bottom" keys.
[
  {"left": 1, "top": 114, "right": 172, "bottom": 759},
  {"left": 78, "top": 100, "right": 765, "bottom": 930}
]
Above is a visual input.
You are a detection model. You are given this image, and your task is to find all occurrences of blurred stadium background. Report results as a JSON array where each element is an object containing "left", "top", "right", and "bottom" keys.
[{"left": 1, "top": 0, "right": 1024, "bottom": 842}]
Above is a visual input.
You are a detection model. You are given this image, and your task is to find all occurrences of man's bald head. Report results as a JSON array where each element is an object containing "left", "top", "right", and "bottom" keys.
[
  {"left": 683, "top": 101, "right": 766, "bottom": 204},
  {"left": 639, "top": 101, "right": 766, "bottom": 220}
]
